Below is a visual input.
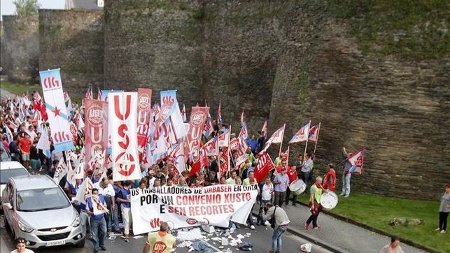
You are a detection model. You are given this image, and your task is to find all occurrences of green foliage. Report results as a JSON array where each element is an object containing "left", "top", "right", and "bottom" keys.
[
  {"left": 297, "top": 193, "right": 448, "bottom": 252},
  {"left": 13, "top": 0, "right": 39, "bottom": 16}
]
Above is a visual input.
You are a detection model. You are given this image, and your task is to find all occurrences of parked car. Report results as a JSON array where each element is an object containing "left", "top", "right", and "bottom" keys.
[
  {"left": 0, "top": 161, "right": 30, "bottom": 206},
  {"left": 0, "top": 144, "right": 11, "bottom": 162},
  {"left": 1, "top": 174, "right": 85, "bottom": 249}
]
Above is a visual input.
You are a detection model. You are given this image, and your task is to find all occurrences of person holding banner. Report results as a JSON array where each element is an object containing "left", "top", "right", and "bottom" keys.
[
  {"left": 341, "top": 147, "right": 352, "bottom": 197},
  {"left": 142, "top": 221, "right": 176, "bottom": 253},
  {"left": 305, "top": 176, "right": 324, "bottom": 230},
  {"left": 86, "top": 188, "right": 107, "bottom": 253},
  {"left": 117, "top": 181, "right": 132, "bottom": 242}
]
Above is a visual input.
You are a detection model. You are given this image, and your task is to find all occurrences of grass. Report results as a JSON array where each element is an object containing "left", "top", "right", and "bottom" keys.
[
  {"left": 297, "top": 193, "right": 448, "bottom": 252},
  {"left": 0, "top": 81, "right": 40, "bottom": 96}
]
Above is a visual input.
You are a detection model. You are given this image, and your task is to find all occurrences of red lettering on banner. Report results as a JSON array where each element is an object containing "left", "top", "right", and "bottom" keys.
[
  {"left": 53, "top": 131, "right": 70, "bottom": 142},
  {"left": 113, "top": 94, "right": 137, "bottom": 176},
  {"left": 168, "top": 206, "right": 187, "bottom": 216},
  {"left": 42, "top": 76, "right": 60, "bottom": 89},
  {"left": 149, "top": 217, "right": 161, "bottom": 229}
]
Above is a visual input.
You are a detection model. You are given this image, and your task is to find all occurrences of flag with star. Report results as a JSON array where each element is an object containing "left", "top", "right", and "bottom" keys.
[{"left": 39, "top": 68, "right": 74, "bottom": 152}]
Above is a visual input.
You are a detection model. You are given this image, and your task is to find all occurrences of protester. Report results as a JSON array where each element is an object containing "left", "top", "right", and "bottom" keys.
[
  {"left": 322, "top": 163, "right": 336, "bottom": 191},
  {"left": 18, "top": 132, "right": 31, "bottom": 169},
  {"left": 94, "top": 176, "right": 116, "bottom": 236},
  {"left": 436, "top": 183, "right": 450, "bottom": 234},
  {"left": 379, "top": 236, "right": 404, "bottom": 253},
  {"left": 142, "top": 221, "right": 176, "bottom": 253},
  {"left": 341, "top": 147, "right": 352, "bottom": 197},
  {"left": 243, "top": 171, "right": 257, "bottom": 230},
  {"left": 86, "top": 188, "right": 108, "bottom": 253},
  {"left": 117, "top": 180, "right": 132, "bottom": 242},
  {"left": 305, "top": 176, "right": 324, "bottom": 230},
  {"left": 257, "top": 177, "right": 273, "bottom": 225},
  {"left": 273, "top": 166, "right": 290, "bottom": 207},
  {"left": 300, "top": 152, "right": 314, "bottom": 194},
  {"left": 10, "top": 237, "right": 34, "bottom": 253},
  {"left": 263, "top": 203, "right": 290, "bottom": 253}
]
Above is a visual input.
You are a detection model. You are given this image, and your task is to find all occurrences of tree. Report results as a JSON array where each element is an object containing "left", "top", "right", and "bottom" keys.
[{"left": 13, "top": 0, "right": 40, "bottom": 16}]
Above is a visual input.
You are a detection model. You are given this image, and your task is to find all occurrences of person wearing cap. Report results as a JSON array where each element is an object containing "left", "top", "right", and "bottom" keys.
[
  {"left": 436, "top": 183, "right": 450, "bottom": 233},
  {"left": 379, "top": 236, "right": 404, "bottom": 253},
  {"left": 142, "top": 221, "right": 176, "bottom": 253},
  {"left": 11, "top": 237, "right": 34, "bottom": 253},
  {"left": 273, "top": 166, "right": 290, "bottom": 207}
]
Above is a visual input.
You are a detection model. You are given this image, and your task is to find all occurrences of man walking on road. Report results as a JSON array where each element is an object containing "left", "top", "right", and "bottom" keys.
[
  {"left": 142, "top": 221, "right": 176, "bottom": 253},
  {"left": 264, "top": 203, "right": 290, "bottom": 253}
]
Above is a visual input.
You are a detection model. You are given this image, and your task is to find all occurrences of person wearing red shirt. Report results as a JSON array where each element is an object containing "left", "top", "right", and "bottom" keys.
[
  {"left": 322, "top": 163, "right": 336, "bottom": 191},
  {"left": 285, "top": 162, "right": 299, "bottom": 206},
  {"left": 19, "top": 133, "right": 32, "bottom": 169}
]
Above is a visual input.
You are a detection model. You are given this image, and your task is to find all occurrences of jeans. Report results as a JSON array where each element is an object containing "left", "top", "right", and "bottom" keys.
[
  {"left": 112, "top": 205, "right": 120, "bottom": 232},
  {"left": 342, "top": 173, "right": 351, "bottom": 196},
  {"left": 439, "top": 212, "right": 449, "bottom": 231},
  {"left": 90, "top": 217, "right": 106, "bottom": 251},
  {"left": 271, "top": 225, "right": 287, "bottom": 251},
  {"left": 273, "top": 191, "right": 286, "bottom": 207}
]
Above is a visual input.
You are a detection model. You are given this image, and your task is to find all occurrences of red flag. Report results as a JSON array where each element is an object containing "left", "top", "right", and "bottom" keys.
[
  {"left": 254, "top": 152, "right": 274, "bottom": 183},
  {"left": 347, "top": 147, "right": 366, "bottom": 175}
]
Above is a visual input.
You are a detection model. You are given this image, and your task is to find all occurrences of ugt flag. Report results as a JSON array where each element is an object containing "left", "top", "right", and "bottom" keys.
[
  {"left": 288, "top": 121, "right": 310, "bottom": 144},
  {"left": 39, "top": 68, "right": 74, "bottom": 152}
]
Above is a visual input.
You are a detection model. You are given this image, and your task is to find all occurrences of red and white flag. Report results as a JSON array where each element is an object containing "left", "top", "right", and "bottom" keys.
[
  {"left": 136, "top": 88, "right": 152, "bottom": 153},
  {"left": 217, "top": 101, "right": 222, "bottom": 125},
  {"left": 84, "top": 99, "right": 108, "bottom": 171},
  {"left": 181, "top": 104, "right": 187, "bottom": 122},
  {"left": 202, "top": 136, "right": 219, "bottom": 156},
  {"left": 347, "top": 147, "right": 366, "bottom": 175},
  {"left": 288, "top": 121, "right": 311, "bottom": 144},
  {"left": 218, "top": 129, "right": 231, "bottom": 147},
  {"left": 108, "top": 92, "right": 141, "bottom": 181},
  {"left": 85, "top": 87, "right": 93, "bottom": 100},
  {"left": 185, "top": 106, "right": 209, "bottom": 157},
  {"left": 261, "top": 120, "right": 268, "bottom": 135},
  {"left": 254, "top": 152, "right": 275, "bottom": 183},
  {"left": 262, "top": 124, "right": 285, "bottom": 152},
  {"left": 308, "top": 123, "right": 321, "bottom": 142}
]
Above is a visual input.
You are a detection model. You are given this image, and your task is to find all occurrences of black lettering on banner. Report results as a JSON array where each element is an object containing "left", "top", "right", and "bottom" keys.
[
  {"left": 194, "top": 189, "right": 202, "bottom": 194},
  {"left": 160, "top": 204, "right": 166, "bottom": 213},
  {"left": 161, "top": 195, "right": 174, "bottom": 205},
  {"left": 140, "top": 194, "right": 159, "bottom": 206}
]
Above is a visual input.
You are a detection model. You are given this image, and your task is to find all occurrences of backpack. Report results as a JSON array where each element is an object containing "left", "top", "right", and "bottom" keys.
[{"left": 269, "top": 206, "right": 277, "bottom": 228}]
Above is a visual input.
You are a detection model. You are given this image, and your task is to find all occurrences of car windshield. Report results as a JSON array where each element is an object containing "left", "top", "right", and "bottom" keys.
[
  {"left": 0, "top": 168, "right": 29, "bottom": 184},
  {"left": 16, "top": 188, "right": 71, "bottom": 211}
]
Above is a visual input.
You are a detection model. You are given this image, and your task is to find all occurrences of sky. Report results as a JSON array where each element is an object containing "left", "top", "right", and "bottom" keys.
[{"left": 1, "top": 0, "right": 65, "bottom": 20}]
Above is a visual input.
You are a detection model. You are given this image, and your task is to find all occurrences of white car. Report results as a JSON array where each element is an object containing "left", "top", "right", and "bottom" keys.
[
  {"left": 1, "top": 175, "right": 86, "bottom": 249},
  {"left": 0, "top": 161, "right": 30, "bottom": 204}
]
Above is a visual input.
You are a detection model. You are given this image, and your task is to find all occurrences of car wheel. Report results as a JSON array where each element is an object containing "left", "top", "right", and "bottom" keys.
[{"left": 75, "top": 237, "right": 85, "bottom": 248}]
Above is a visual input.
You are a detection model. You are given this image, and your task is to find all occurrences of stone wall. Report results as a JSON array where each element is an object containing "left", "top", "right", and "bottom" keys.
[
  {"left": 103, "top": 0, "right": 450, "bottom": 199},
  {"left": 1, "top": 15, "right": 39, "bottom": 83},
  {"left": 39, "top": 9, "right": 104, "bottom": 99}
]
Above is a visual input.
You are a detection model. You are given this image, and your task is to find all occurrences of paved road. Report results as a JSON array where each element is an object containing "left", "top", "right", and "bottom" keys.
[{"left": 1, "top": 214, "right": 332, "bottom": 253}]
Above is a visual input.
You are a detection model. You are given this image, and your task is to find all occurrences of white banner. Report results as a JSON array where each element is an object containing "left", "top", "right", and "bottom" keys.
[
  {"left": 39, "top": 68, "right": 74, "bottom": 152},
  {"left": 108, "top": 92, "right": 141, "bottom": 181},
  {"left": 131, "top": 185, "right": 258, "bottom": 235}
]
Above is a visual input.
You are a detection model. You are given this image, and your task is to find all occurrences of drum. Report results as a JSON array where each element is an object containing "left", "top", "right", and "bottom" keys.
[
  {"left": 320, "top": 191, "right": 338, "bottom": 210},
  {"left": 289, "top": 179, "right": 306, "bottom": 195}
]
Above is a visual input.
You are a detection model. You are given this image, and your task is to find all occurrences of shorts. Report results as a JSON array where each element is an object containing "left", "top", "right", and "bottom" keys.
[{"left": 22, "top": 152, "right": 30, "bottom": 161}]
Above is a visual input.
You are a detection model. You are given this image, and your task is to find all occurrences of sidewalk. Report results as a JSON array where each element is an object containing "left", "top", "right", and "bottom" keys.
[{"left": 253, "top": 202, "right": 432, "bottom": 253}]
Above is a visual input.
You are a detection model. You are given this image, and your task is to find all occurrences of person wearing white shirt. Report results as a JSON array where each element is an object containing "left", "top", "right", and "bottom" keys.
[{"left": 94, "top": 176, "right": 115, "bottom": 235}]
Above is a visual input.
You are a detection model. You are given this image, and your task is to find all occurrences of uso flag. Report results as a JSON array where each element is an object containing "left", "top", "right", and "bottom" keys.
[
  {"left": 108, "top": 92, "right": 141, "bottom": 181},
  {"left": 39, "top": 68, "right": 74, "bottom": 152}
]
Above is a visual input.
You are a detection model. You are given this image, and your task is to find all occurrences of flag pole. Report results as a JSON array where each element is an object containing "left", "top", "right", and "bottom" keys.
[
  {"left": 278, "top": 123, "right": 286, "bottom": 156},
  {"left": 303, "top": 120, "right": 311, "bottom": 158},
  {"left": 312, "top": 122, "right": 321, "bottom": 155}
]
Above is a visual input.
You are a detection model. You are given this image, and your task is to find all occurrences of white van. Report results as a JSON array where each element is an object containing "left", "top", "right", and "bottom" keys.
[{"left": 1, "top": 174, "right": 86, "bottom": 249}]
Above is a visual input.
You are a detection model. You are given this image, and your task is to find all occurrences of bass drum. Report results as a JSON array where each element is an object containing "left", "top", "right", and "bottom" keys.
[
  {"left": 320, "top": 191, "right": 339, "bottom": 210},
  {"left": 289, "top": 179, "right": 306, "bottom": 195}
]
